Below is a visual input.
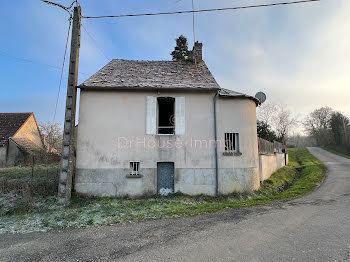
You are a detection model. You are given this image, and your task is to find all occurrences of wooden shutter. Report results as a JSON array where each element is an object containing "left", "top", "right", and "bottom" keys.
[
  {"left": 175, "top": 97, "right": 185, "bottom": 135},
  {"left": 146, "top": 96, "right": 157, "bottom": 134}
]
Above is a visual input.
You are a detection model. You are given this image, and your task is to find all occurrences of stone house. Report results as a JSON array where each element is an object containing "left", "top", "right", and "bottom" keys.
[
  {"left": 75, "top": 42, "right": 285, "bottom": 197},
  {"left": 0, "top": 112, "right": 44, "bottom": 167}
]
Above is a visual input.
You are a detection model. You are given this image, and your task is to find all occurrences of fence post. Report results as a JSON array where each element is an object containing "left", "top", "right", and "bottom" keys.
[{"left": 31, "top": 155, "right": 35, "bottom": 182}]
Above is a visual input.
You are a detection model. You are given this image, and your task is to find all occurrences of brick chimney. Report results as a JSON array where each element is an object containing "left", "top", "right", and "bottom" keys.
[{"left": 193, "top": 41, "right": 203, "bottom": 62}]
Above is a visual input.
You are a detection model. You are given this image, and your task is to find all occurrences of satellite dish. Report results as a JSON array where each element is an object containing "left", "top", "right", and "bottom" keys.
[{"left": 255, "top": 92, "right": 266, "bottom": 105}]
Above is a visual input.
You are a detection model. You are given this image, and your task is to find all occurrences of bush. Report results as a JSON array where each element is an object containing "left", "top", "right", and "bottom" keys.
[{"left": 0, "top": 165, "right": 59, "bottom": 215}]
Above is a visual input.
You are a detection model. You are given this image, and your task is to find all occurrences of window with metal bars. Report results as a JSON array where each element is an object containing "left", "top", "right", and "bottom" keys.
[
  {"left": 224, "top": 133, "right": 239, "bottom": 153},
  {"left": 130, "top": 162, "right": 140, "bottom": 176}
]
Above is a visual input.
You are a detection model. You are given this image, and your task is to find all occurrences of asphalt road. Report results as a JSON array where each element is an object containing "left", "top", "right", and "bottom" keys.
[{"left": 1, "top": 147, "right": 350, "bottom": 262}]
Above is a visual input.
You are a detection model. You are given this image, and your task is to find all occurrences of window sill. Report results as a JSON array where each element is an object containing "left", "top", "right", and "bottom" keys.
[
  {"left": 223, "top": 152, "right": 242, "bottom": 156},
  {"left": 126, "top": 175, "right": 143, "bottom": 178}
]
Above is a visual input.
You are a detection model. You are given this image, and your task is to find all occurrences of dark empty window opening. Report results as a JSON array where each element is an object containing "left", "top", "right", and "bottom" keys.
[
  {"left": 225, "top": 133, "right": 239, "bottom": 153},
  {"left": 157, "top": 97, "right": 175, "bottom": 134}
]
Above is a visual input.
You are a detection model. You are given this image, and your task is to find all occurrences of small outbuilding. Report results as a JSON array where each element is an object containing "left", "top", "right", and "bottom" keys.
[{"left": 0, "top": 112, "right": 44, "bottom": 167}]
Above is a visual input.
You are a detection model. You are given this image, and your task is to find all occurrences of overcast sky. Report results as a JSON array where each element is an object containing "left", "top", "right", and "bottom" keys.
[{"left": 0, "top": 0, "right": 349, "bottom": 134}]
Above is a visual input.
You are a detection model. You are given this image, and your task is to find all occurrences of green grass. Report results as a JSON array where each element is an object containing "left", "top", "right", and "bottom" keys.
[
  {"left": 0, "top": 165, "right": 59, "bottom": 180},
  {"left": 0, "top": 148, "right": 326, "bottom": 234},
  {"left": 323, "top": 147, "right": 350, "bottom": 159}
]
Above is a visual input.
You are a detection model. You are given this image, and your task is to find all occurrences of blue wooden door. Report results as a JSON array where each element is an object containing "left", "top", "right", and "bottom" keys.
[{"left": 157, "top": 162, "right": 174, "bottom": 193}]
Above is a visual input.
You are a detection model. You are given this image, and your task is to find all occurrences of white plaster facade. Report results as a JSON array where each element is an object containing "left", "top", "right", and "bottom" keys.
[{"left": 75, "top": 90, "right": 261, "bottom": 197}]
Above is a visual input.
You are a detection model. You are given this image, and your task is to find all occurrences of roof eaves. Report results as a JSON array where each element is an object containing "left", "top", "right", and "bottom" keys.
[
  {"left": 79, "top": 85, "right": 220, "bottom": 91},
  {"left": 218, "top": 88, "right": 260, "bottom": 105}
]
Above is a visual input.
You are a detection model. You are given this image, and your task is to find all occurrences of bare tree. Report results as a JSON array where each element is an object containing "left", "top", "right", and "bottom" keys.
[
  {"left": 258, "top": 103, "right": 298, "bottom": 144},
  {"left": 257, "top": 102, "right": 278, "bottom": 127},
  {"left": 272, "top": 107, "right": 298, "bottom": 144},
  {"left": 39, "top": 122, "right": 63, "bottom": 153}
]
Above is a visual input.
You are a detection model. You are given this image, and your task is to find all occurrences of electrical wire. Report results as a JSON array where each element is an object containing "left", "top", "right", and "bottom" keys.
[
  {"left": 82, "top": 0, "right": 320, "bottom": 19},
  {"left": 53, "top": 16, "right": 72, "bottom": 122},
  {"left": 81, "top": 22, "right": 110, "bottom": 62},
  {"left": 40, "top": 0, "right": 74, "bottom": 14},
  {"left": 0, "top": 50, "right": 88, "bottom": 75},
  {"left": 0, "top": 51, "right": 63, "bottom": 71},
  {"left": 192, "top": 0, "right": 196, "bottom": 44}
]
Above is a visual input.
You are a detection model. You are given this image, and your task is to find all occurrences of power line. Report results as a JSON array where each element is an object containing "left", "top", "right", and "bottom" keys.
[
  {"left": 192, "top": 0, "right": 196, "bottom": 44},
  {"left": 53, "top": 17, "right": 72, "bottom": 123},
  {"left": 81, "top": 22, "right": 110, "bottom": 62},
  {"left": 82, "top": 0, "right": 321, "bottom": 19},
  {"left": 0, "top": 51, "right": 62, "bottom": 71},
  {"left": 0, "top": 50, "right": 87, "bottom": 75},
  {"left": 40, "top": 0, "right": 75, "bottom": 14}
]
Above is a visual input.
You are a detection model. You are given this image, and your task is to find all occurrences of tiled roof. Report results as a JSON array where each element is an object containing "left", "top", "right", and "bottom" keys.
[
  {"left": 11, "top": 137, "right": 43, "bottom": 152},
  {"left": 79, "top": 59, "right": 220, "bottom": 90},
  {"left": 0, "top": 113, "right": 32, "bottom": 146},
  {"left": 218, "top": 88, "right": 260, "bottom": 105}
]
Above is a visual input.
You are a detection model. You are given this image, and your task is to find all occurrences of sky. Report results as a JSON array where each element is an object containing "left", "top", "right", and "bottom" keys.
[{"left": 0, "top": 0, "right": 349, "bottom": 135}]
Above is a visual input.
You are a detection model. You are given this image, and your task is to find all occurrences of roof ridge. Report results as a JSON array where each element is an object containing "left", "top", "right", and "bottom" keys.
[{"left": 111, "top": 59, "right": 194, "bottom": 63}]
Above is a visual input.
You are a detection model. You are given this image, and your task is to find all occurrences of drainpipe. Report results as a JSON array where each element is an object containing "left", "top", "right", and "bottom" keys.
[{"left": 213, "top": 91, "right": 219, "bottom": 196}]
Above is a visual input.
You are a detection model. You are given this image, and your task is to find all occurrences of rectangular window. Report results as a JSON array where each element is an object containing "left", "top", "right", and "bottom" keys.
[
  {"left": 130, "top": 162, "right": 140, "bottom": 176},
  {"left": 157, "top": 97, "right": 175, "bottom": 134},
  {"left": 225, "top": 133, "right": 239, "bottom": 153}
]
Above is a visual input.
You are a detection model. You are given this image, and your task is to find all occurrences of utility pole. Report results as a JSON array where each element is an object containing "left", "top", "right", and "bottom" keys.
[{"left": 58, "top": 5, "right": 81, "bottom": 205}]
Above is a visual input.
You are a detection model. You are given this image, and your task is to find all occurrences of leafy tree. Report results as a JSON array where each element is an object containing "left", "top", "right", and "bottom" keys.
[
  {"left": 171, "top": 35, "right": 193, "bottom": 62},
  {"left": 330, "top": 111, "right": 349, "bottom": 145},
  {"left": 257, "top": 120, "right": 277, "bottom": 142},
  {"left": 304, "top": 107, "right": 333, "bottom": 146}
]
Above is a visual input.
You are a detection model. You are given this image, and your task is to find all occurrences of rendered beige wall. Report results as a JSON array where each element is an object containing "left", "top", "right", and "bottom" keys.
[
  {"left": 259, "top": 153, "right": 288, "bottom": 182},
  {"left": 77, "top": 90, "right": 216, "bottom": 169},
  {"left": 216, "top": 99, "right": 260, "bottom": 192},
  {"left": 76, "top": 90, "right": 260, "bottom": 197}
]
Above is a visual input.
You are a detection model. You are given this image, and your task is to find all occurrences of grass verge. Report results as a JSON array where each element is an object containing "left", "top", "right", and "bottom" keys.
[
  {"left": 323, "top": 147, "right": 350, "bottom": 159},
  {"left": 0, "top": 148, "right": 326, "bottom": 234}
]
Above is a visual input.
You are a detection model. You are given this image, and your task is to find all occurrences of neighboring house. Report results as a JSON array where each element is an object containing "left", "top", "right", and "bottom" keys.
[
  {"left": 0, "top": 113, "right": 44, "bottom": 167},
  {"left": 41, "top": 134, "right": 58, "bottom": 154}
]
